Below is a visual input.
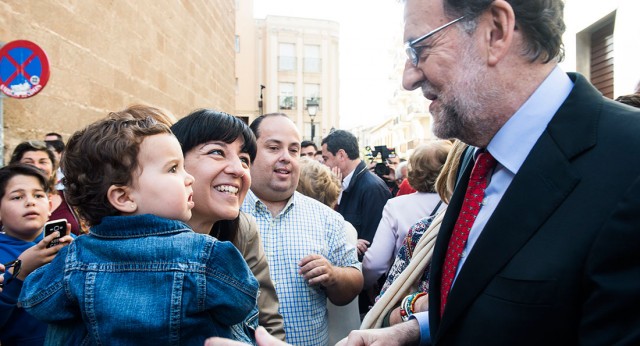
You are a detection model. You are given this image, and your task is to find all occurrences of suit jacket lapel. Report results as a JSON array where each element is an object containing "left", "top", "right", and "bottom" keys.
[
  {"left": 431, "top": 73, "right": 601, "bottom": 342},
  {"left": 436, "top": 133, "right": 580, "bottom": 339},
  {"left": 343, "top": 160, "right": 366, "bottom": 193}
]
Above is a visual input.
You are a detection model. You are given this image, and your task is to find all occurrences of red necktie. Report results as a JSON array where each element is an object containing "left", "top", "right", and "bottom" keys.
[{"left": 440, "top": 151, "right": 496, "bottom": 315}]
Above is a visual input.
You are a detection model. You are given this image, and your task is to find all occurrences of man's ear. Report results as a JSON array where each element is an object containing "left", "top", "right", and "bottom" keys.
[
  {"left": 107, "top": 185, "right": 137, "bottom": 213},
  {"left": 338, "top": 149, "right": 347, "bottom": 161},
  {"left": 485, "top": 0, "right": 516, "bottom": 66}
]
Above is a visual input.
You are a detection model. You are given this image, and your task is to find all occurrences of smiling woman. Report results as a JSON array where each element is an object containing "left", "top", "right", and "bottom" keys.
[{"left": 171, "top": 109, "right": 286, "bottom": 341}]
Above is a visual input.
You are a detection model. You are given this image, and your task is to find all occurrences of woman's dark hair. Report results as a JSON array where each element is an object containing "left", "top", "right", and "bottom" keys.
[
  {"left": 172, "top": 109, "right": 256, "bottom": 161},
  {"left": 0, "top": 164, "right": 50, "bottom": 200},
  {"left": 171, "top": 109, "right": 257, "bottom": 243},
  {"left": 9, "top": 140, "right": 58, "bottom": 193}
]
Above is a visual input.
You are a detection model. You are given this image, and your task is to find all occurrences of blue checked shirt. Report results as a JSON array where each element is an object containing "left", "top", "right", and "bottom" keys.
[{"left": 242, "top": 191, "right": 361, "bottom": 346}]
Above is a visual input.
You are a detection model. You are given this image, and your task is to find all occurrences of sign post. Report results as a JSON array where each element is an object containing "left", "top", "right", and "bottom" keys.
[
  {"left": 0, "top": 39, "right": 51, "bottom": 165},
  {"left": 0, "top": 40, "right": 50, "bottom": 99}
]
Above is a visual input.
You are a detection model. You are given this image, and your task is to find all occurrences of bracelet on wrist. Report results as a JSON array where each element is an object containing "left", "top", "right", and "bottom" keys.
[{"left": 409, "top": 292, "right": 427, "bottom": 313}]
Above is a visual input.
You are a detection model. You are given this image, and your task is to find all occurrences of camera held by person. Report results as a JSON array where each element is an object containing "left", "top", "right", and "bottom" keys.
[{"left": 365, "top": 145, "right": 399, "bottom": 195}]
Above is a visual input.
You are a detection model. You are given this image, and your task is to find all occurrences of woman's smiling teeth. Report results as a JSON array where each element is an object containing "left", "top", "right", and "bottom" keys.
[{"left": 214, "top": 185, "right": 239, "bottom": 195}]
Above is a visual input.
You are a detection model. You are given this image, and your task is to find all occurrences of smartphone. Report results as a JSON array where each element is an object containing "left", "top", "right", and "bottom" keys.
[{"left": 44, "top": 218, "right": 68, "bottom": 248}]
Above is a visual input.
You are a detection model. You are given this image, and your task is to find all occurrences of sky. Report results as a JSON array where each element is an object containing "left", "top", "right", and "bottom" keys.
[{"left": 253, "top": 0, "right": 406, "bottom": 130}]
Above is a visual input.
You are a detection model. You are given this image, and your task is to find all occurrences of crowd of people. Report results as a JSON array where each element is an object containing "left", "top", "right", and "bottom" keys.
[{"left": 2, "top": 0, "right": 640, "bottom": 345}]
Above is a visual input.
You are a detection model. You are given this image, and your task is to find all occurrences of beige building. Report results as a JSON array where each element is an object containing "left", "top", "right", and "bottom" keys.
[
  {"left": 235, "top": 0, "right": 258, "bottom": 124},
  {"left": 0, "top": 0, "right": 237, "bottom": 163},
  {"left": 363, "top": 34, "right": 436, "bottom": 159},
  {"left": 238, "top": 15, "right": 340, "bottom": 145}
]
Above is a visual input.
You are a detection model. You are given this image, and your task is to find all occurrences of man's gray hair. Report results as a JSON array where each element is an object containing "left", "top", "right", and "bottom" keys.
[{"left": 443, "top": 0, "right": 566, "bottom": 63}]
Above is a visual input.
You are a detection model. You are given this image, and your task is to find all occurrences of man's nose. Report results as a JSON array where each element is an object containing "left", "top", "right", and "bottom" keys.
[{"left": 402, "top": 59, "right": 424, "bottom": 91}]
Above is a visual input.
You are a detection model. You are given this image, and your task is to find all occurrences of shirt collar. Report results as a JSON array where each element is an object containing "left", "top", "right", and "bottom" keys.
[
  {"left": 246, "top": 189, "right": 296, "bottom": 217},
  {"left": 487, "top": 66, "right": 574, "bottom": 174},
  {"left": 342, "top": 168, "right": 355, "bottom": 190}
]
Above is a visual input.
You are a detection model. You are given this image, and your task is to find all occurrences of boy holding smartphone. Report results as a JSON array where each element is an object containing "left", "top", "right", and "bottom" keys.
[{"left": 0, "top": 164, "right": 74, "bottom": 345}]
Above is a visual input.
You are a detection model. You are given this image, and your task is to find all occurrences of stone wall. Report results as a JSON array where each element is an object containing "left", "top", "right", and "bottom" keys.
[{"left": 0, "top": 0, "right": 236, "bottom": 162}]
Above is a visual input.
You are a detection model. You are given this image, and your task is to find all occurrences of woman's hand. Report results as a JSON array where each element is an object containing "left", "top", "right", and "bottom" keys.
[{"left": 356, "top": 239, "right": 370, "bottom": 256}]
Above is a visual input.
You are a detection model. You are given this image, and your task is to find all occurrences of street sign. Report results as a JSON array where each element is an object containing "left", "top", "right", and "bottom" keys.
[{"left": 0, "top": 40, "right": 50, "bottom": 98}]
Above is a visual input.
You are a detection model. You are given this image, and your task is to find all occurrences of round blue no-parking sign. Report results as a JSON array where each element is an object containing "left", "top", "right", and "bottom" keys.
[{"left": 0, "top": 40, "right": 50, "bottom": 98}]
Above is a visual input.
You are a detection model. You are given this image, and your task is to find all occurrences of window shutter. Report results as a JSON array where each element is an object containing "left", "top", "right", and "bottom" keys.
[{"left": 590, "top": 22, "right": 614, "bottom": 99}]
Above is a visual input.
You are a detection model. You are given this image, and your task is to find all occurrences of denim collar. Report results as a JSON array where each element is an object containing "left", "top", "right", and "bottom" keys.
[{"left": 90, "top": 214, "right": 192, "bottom": 239}]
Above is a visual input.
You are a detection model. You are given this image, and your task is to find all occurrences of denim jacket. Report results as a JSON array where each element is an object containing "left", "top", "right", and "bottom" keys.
[{"left": 18, "top": 214, "right": 259, "bottom": 346}]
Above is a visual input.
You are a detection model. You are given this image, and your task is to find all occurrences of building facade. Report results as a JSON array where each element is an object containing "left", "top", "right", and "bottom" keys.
[
  {"left": 561, "top": 0, "right": 640, "bottom": 98},
  {"left": 363, "top": 33, "right": 437, "bottom": 160},
  {"left": 0, "top": 0, "right": 236, "bottom": 163},
  {"left": 247, "top": 16, "right": 340, "bottom": 146}
]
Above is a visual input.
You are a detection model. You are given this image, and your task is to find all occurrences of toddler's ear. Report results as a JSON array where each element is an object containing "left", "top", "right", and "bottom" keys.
[{"left": 107, "top": 185, "right": 137, "bottom": 213}]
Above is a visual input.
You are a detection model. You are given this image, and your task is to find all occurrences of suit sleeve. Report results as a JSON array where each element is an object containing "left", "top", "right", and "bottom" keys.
[
  {"left": 359, "top": 181, "right": 392, "bottom": 243},
  {"left": 580, "top": 177, "right": 640, "bottom": 345}
]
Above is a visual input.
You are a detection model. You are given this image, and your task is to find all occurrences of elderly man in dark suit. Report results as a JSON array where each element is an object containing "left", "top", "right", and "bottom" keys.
[{"left": 338, "top": 0, "right": 640, "bottom": 345}]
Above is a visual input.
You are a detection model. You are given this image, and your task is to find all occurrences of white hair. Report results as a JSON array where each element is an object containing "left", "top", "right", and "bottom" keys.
[{"left": 395, "top": 161, "right": 409, "bottom": 180}]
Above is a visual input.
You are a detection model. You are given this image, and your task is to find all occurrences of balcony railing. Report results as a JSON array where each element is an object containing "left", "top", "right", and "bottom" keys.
[
  {"left": 278, "top": 56, "right": 296, "bottom": 71},
  {"left": 303, "top": 58, "right": 321, "bottom": 72}
]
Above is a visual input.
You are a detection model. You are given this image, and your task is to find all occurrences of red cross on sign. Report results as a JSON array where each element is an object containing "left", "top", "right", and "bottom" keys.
[{"left": 0, "top": 40, "right": 50, "bottom": 99}]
